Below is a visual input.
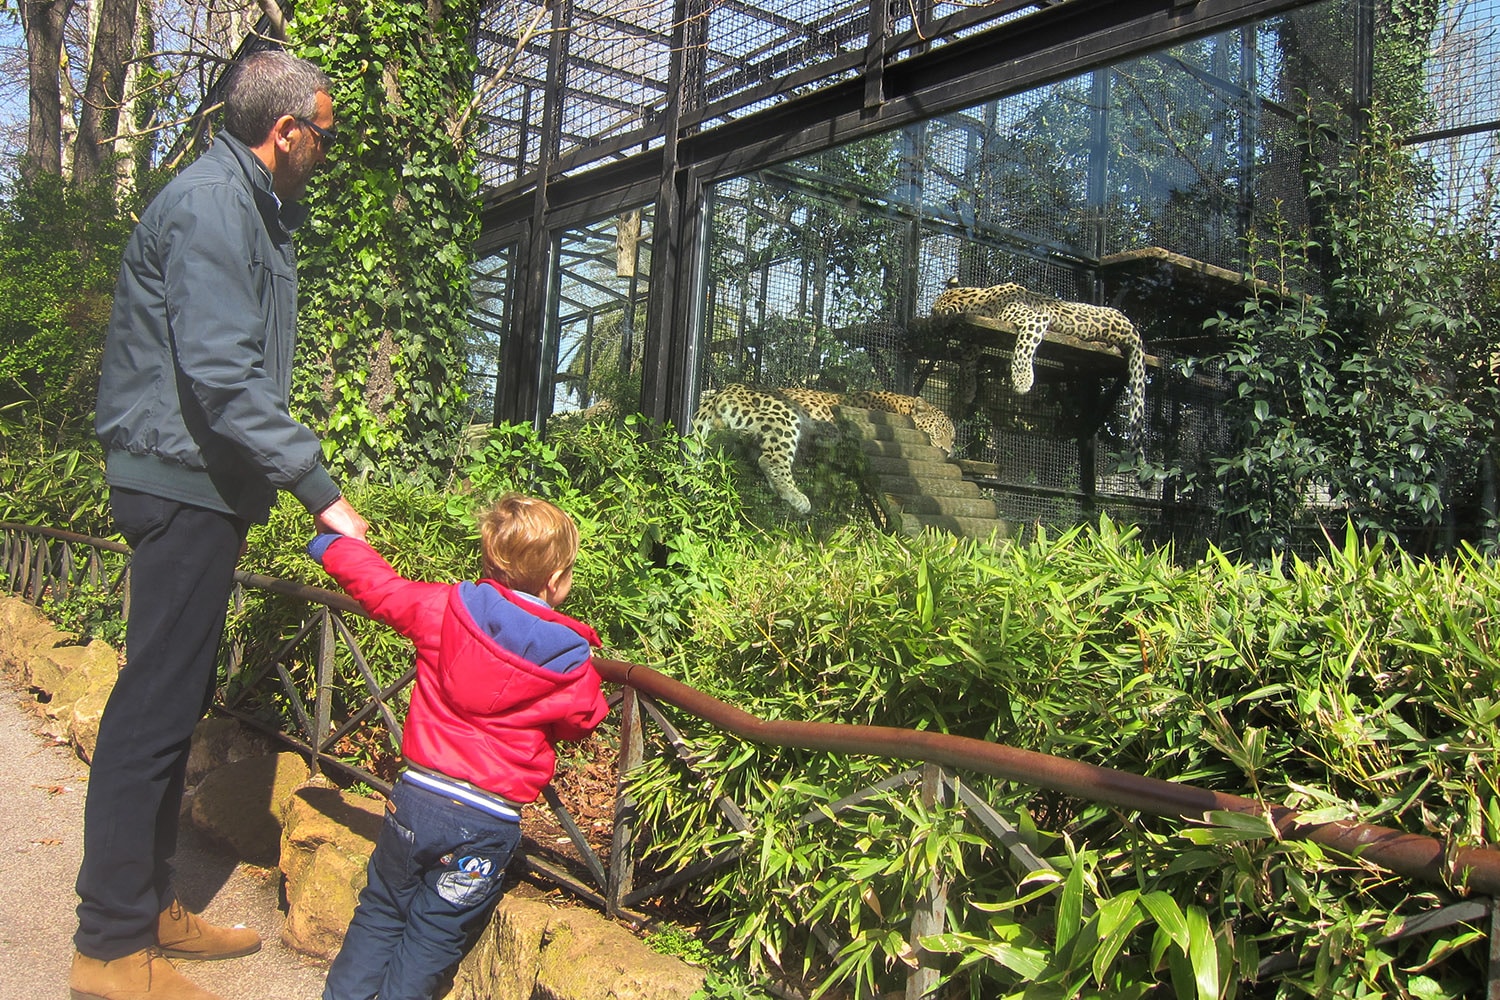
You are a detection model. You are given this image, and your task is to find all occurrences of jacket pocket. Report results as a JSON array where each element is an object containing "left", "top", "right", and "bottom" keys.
[{"left": 251, "top": 247, "right": 298, "bottom": 384}]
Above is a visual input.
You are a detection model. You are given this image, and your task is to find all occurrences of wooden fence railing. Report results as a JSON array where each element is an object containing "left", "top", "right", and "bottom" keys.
[{"left": 5, "top": 520, "right": 1500, "bottom": 999}]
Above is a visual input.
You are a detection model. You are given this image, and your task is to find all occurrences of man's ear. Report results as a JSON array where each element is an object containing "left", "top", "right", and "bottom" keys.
[{"left": 270, "top": 114, "right": 300, "bottom": 154}]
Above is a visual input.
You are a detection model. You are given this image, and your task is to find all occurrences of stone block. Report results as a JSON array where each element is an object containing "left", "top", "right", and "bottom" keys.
[
  {"left": 0, "top": 596, "right": 68, "bottom": 674},
  {"left": 533, "top": 906, "right": 705, "bottom": 1000},
  {"left": 189, "top": 753, "right": 311, "bottom": 866},
  {"left": 450, "top": 897, "right": 705, "bottom": 1000},
  {"left": 279, "top": 783, "right": 384, "bottom": 891},
  {"left": 186, "top": 717, "right": 274, "bottom": 789},
  {"left": 68, "top": 682, "right": 112, "bottom": 764},
  {"left": 46, "top": 641, "right": 120, "bottom": 723},
  {"left": 281, "top": 839, "right": 370, "bottom": 960}
]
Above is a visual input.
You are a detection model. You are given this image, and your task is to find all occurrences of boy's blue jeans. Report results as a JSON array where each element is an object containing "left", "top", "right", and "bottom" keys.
[{"left": 323, "top": 776, "right": 522, "bottom": 1000}]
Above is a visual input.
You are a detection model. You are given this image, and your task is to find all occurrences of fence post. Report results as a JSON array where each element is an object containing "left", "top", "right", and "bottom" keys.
[
  {"left": 607, "top": 685, "right": 644, "bottom": 916},
  {"left": 906, "top": 762, "right": 951, "bottom": 1000},
  {"left": 312, "top": 607, "right": 335, "bottom": 780},
  {"left": 226, "top": 583, "right": 245, "bottom": 679},
  {"left": 57, "top": 544, "right": 73, "bottom": 602},
  {"left": 27, "top": 537, "right": 46, "bottom": 603},
  {"left": 1, "top": 531, "right": 14, "bottom": 592},
  {"left": 1489, "top": 898, "right": 1500, "bottom": 1000}
]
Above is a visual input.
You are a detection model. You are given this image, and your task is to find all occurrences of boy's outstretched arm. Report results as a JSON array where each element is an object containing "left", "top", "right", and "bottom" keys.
[{"left": 307, "top": 534, "right": 447, "bottom": 646}]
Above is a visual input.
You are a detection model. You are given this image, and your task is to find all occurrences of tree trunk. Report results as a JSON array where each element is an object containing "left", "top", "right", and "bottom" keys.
[
  {"left": 20, "top": 0, "right": 75, "bottom": 177},
  {"left": 74, "top": 0, "right": 139, "bottom": 187}
]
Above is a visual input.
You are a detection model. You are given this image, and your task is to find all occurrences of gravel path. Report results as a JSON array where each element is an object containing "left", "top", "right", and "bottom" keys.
[{"left": 0, "top": 680, "right": 331, "bottom": 1000}]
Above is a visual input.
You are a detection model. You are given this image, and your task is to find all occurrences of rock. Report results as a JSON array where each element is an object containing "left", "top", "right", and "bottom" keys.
[
  {"left": 279, "top": 783, "right": 385, "bottom": 888},
  {"left": 186, "top": 717, "right": 274, "bottom": 788},
  {"left": 279, "top": 783, "right": 385, "bottom": 959},
  {"left": 533, "top": 905, "right": 705, "bottom": 1000},
  {"left": 450, "top": 896, "right": 550, "bottom": 1000},
  {"left": 450, "top": 897, "right": 705, "bottom": 1000},
  {"left": 68, "top": 682, "right": 112, "bottom": 763},
  {"left": 23, "top": 636, "right": 99, "bottom": 693},
  {"left": 44, "top": 640, "right": 121, "bottom": 725},
  {"left": 282, "top": 839, "right": 371, "bottom": 960},
  {"left": 0, "top": 596, "right": 72, "bottom": 673},
  {"left": 189, "top": 753, "right": 311, "bottom": 866}
]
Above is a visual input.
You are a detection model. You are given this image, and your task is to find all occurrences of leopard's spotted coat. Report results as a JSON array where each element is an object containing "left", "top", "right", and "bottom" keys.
[
  {"left": 932, "top": 280, "right": 1146, "bottom": 440},
  {"left": 690, "top": 383, "right": 954, "bottom": 515}
]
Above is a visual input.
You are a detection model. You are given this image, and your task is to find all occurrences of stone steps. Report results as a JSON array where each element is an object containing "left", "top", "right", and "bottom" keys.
[{"left": 833, "top": 405, "right": 1011, "bottom": 541}]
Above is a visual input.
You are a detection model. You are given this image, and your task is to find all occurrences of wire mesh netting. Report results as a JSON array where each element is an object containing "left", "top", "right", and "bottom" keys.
[
  {"left": 557, "top": 3, "right": 675, "bottom": 158},
  {"left": 472, "top": 1, "right": 1095, "bottom": 191},
  {"left": 1411, "top": 0, "right": 1499, "bottom": 219},
  {"left": 474, "top": 0, "right": 551, "bottom": 191},
  {"left": 699, "top": 0, "right": 871, "bottom": 120}
]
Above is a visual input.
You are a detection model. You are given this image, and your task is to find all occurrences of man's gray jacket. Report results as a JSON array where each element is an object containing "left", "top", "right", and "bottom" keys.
[{"left": 96, "top": 131, "right": 340, "bottom": 524}]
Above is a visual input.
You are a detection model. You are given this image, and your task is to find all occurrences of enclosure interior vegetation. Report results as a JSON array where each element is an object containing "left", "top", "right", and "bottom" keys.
[{"left": 462, "top": 0, "right": 1498, "bottom": 542}]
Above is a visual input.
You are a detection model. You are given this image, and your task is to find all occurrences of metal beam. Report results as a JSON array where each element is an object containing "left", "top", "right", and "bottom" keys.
[{"left": 478, "top": 0, "right": 1321, "bottom": 237}]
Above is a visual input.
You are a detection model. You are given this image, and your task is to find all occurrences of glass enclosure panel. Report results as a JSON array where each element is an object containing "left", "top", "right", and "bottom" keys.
[
  {"left": 466, "top": 246, "right": 516, "bottom": 424},
  {"left": 697, "top": 0, "right": 1352, "bottom": 538},
  {"left": 544, "top": 207, "right": 656, "bottom": 429}
]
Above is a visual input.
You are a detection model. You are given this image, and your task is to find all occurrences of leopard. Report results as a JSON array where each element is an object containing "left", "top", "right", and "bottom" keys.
[
  {"left": 842, "top": 389, "right": 956, "bottom": 456},
  {"left": 690, "top": 383, "right": 955, "bottom": 515},
  {"left": 779, "top": 387, "right": 955, "bottom": 457},
  {"left": 931, "top": 279, "right": 1146, "bottom": 441}
]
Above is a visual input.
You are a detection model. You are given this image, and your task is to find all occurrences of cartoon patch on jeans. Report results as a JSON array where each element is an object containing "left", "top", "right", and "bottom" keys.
[{"left": 436, "top": 854, "right": 496, "bottom": 907}]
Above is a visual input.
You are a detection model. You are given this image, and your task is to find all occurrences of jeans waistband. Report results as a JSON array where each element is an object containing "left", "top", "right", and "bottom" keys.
[{"left": 399, "top": 765, "right": 522, "bottom": 823}]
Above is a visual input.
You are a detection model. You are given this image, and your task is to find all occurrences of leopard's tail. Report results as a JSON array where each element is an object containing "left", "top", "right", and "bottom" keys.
[{"left": 1126, "top": 341, "right": 1146, "bottom": 443}]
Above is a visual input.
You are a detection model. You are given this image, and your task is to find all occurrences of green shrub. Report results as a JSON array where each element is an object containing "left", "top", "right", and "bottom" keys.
[
  {"left": 0, "top": 172, "right": 131, "bottom": 441},
  {"left": 0, "top": 413, "right": 110, "bottom": 535},
  {"left": 629, "top": 519, "right": 1499, "bottom": 998},
  {"left": 1206, "top": 116, "right": 1499, "bottom": 557},
  {"left": 5, "top": 418, "right": 1497, "bottom": 998}
]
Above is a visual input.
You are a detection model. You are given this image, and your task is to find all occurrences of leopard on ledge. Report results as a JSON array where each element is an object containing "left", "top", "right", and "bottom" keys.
[{"left": 931, "top": 278, "right": 1146, "bottom": 441}]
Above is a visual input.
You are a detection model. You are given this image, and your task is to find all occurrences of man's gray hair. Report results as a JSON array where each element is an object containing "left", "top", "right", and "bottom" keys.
[{"left": 222, "top": 50, "right": 332, "bottom": 145}]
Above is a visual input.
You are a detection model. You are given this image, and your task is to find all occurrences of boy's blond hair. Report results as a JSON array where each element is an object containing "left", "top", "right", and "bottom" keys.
[{"left": 478, "top": 493, "right": 578, "bottom": 594}]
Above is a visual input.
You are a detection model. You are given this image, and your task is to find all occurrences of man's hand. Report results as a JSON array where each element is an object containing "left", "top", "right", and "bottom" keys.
[{"left": 315, "top": 496, "right": 370, "bottom": 541}]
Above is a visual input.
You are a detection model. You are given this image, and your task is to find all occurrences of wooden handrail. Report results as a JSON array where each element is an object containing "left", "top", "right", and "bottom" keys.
[{"left": 593, "top": 657, "right": 1500, "bottom": 897}]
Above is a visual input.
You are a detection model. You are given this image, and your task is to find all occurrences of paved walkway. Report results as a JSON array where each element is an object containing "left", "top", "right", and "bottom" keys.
[{"left": 0, "top": 680, "right": 330, "bottom": 1000}]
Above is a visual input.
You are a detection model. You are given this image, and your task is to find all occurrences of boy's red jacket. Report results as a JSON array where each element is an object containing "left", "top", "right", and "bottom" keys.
[{"left": 318, "top": 536, "right": 608, "bottom": 804}]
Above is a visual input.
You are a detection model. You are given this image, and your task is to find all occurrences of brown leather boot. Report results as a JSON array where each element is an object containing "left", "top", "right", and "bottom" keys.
[
  {"left": 156, "top": 900, "right": 262, "bottom": 961},
  {"left": 69, "top": 948, "right": 224, "bottom": 1000}
]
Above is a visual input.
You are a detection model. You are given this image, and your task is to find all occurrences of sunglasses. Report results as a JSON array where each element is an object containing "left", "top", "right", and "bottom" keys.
[{"left": 296, "top": 117, "right": 339, "bottom": 150}]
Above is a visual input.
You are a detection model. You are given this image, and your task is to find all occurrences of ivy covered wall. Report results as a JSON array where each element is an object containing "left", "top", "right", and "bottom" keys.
[{"left": 290, "top": 0, "right": 480, "bottom": 485}]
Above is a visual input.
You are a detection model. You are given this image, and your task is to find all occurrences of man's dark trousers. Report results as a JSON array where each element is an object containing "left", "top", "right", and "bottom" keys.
[{"left": 74, "top": 488, "right": 247, "bottom": 960}]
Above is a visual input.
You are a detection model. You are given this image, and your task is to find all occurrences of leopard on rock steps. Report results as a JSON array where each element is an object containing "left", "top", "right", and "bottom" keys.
[
  {"left": 931, "top": 279, "right": 1146, "bottom": 441},
  {"left": 689, "top": 383, "right": 955, "bottom": 515}
]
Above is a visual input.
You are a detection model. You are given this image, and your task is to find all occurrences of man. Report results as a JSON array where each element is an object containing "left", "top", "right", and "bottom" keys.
[{"left": 72, "top": 49, "right": 369, "bottom": 1000}]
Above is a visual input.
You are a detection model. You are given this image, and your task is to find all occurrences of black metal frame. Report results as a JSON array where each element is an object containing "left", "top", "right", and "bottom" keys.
[{"left": 477, "top": 0, "right": 1328, "bottom": 431}]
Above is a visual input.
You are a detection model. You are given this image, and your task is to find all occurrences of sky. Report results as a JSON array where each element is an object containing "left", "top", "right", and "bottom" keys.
[{"left": 1, "top": 11, "right": 29, "bottom": 177}]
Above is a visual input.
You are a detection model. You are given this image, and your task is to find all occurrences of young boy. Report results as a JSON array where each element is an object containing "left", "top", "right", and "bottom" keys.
[{"left": 309, "top": 492, "right": 609, "bottom": 1000}]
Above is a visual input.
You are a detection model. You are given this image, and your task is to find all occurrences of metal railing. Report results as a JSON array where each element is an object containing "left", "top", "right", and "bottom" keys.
[{"left": 5, "top": 520, "right": 1500, "bottom": 999}]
